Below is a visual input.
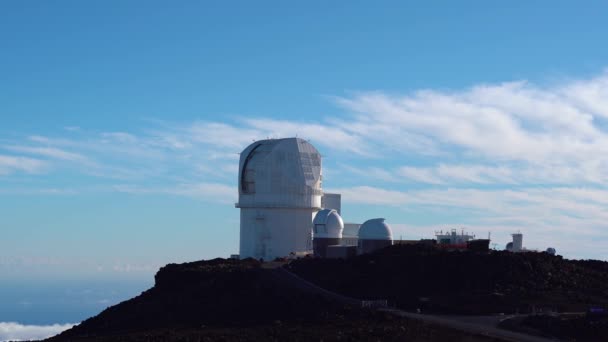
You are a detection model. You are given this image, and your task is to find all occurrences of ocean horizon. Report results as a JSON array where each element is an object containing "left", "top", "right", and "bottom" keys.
[{"left": 0, "top": 276, "right": 152, "bottom": 341}]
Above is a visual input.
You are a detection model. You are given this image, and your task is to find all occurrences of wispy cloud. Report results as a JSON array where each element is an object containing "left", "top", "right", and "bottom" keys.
[
  {"left": 3, "top": 145, "right": 88, "bottom": 162},
  {"left": 6, "top": 71, "right": 608, "bottom": 187},
  {"left": 331, "top": 184, "right": 608, "bottom": 258},
  {"left": 335, "top": 73, "right": 608, "bottom": 183},
  {"left": 0, "top": 321, "right": 75, "bottom": 341},
  {"left": 3, "top": 71, "right": 608, "bottom": 258},
  {"left": 0, "top": 155, "right": 47, "bottom": 175},
  {"left": 112, "top": 182, "right": 236, "bottom": 203},
  {"left": 242, "top": 118, "right": 371, "bottom": 156}
]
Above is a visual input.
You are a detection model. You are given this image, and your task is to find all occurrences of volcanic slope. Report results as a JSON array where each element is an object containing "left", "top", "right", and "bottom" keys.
[
  {"left": 47, "top": 258, "right": 501, "bottom": 342},
  {"left": 287, "top": 244, "right": 608, "bottom": 314}
]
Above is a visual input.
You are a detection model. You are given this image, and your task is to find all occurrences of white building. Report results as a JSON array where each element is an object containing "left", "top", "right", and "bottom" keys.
[
  {"left": 321, "top": 193, "right": 341, "bottom": 215},
  {"left": 357, "top": 218, "right": 393, "bottom": 255},
  {"left": 342, "top": 223, "right": 361, "bottom": 246},
  {"left": 236, "top": 138, "right": 323, "bottom": 260},
  {"left": 506, "top": 232, "right": 524, "bottom": 252},
  {"left": 511, "top": 233, "right": 523, "bottom": 252},
  {"left": 312, "top": 209, "right": 344, "bottom": 258}
]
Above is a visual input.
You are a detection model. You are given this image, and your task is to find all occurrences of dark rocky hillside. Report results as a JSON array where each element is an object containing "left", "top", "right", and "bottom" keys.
[
  {"left": 47, "top": 257, "right": 499, "bottom": 341},
  {"left": 497, "top": 313, "right": 608, "bottom": 341},
  {"left": 287, "top": 244, "right": 608, "bottom": 315}
]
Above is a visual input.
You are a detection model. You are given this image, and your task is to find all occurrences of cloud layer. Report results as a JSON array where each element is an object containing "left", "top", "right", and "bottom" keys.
[
  {"left": 0, "top": 322, "right": 75, "bottom": 341},
  {"left": 2, "top": 71, "right": 608, "bottom": 259}
]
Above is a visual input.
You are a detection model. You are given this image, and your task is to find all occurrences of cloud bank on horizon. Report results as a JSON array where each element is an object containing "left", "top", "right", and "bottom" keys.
[
  {"left": 0, "top": 322, "right": 75, "bottom": 342},
  {"left": 2, "top": 71, "right": 608, "bottom": 260}
]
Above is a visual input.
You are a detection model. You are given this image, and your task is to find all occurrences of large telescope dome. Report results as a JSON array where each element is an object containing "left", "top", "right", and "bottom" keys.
[
  {"left": 238, "top": 138, "right": 322, "bottom": 209},
  {"left": 237, "top": 138, "right": 323, "bottom": 260}
]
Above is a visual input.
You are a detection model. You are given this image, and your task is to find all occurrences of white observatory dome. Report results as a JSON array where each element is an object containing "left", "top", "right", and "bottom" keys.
[
  {"left": 313, "top": 209, "right": 344, "bottom": 239},
  {"left": 358, "top": 218, "right": 392, "bottom": 240},
  {"left": 238, "top": 138, "right": 322, "bottom": 208}
]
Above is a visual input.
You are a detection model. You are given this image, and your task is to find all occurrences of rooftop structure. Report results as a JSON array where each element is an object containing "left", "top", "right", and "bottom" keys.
[
  {"left": 511, "top": 233, "right": 523, "bottom": 252},
  {"left": 321, "top": 193, "right": 341, "bottom": 215},
  {"left": 435, "top": 229, "right": 476, "bottom": 250}
]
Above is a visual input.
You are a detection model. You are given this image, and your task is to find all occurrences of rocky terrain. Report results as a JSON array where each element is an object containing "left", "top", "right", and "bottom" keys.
[
  {"left": 287, "top": 244, "right": 608, "bottom": 315},
  {"left": 46, "top": 257, "right": 499, "bottom": 341},
  {"left": 45, "top": 245, "right": 608, "bottom": 341},
  {"left": 498, "top": 314, "right": 608, "bottom": 342}
]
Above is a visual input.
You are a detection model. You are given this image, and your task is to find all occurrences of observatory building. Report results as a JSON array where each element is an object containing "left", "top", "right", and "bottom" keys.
[
  {"left": 236, "top": 138, "right": 323, "bottom": 260},
  {"left": 506, "top": 232, "right": 524, "bottom": 252},
  {"left": 236, "top": 137, "right": 394, "bottom": 260},
  {"left": 357, "top": 218, "right": 393, "bottom": 254},
  {"left": 312, "top": 209, "right": 344, "bottom": 258}
]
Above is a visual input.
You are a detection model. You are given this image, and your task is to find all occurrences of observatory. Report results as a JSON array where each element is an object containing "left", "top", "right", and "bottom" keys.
[
  {"left": 321, "top": 193, "right": 342, "bottom": 215},
  {"left": 236, "top": 138, "right": 323, "bottom": 260},
  {"left": 357, "top": 218, "right": 393, "bottom": 254},
  {"left": 506, "top": 232, "right": 524, "bottom": 252},
  {"left": 312, "top": 209, "right": 344, "bottom": 258},
  {"left": 511, "top": 233, "right": 523, "bottom": 252}
]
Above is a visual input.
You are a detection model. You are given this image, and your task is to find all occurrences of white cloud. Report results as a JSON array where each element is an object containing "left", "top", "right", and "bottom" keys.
[
  {"left": 3, "top": 71, "right": 608, "bottom": 259},
  {"left": 0, "top": 155, "right": 47, "bottom": 175},
  {"left": 0, "top": 321, "right": 75, "bottom": 341},
  {"left": 0, "top": 188, "right": 77, "bottom": 195},
  {"left": 113, "top": 182, "right": 236, "bottom": 203},
  {"left": 398, "top": 167, "right": 445, "bottom": 185},
  {"left": 3, "top": 145, "right": 88, "bottom": 162},
  {"left": 335, "top": 75, "right": 608, "bottom": 168},
  {"left": 100, "top": 132, "right": 138, "bottom": 143},
  {"left": 187, "top": 122, "right": 262, "bottom": 150},
  {"left": 332, "top": 184, "right": 608, "bottom": 256},
  {"left": 242, "top": 118, "right": 371, "bottom": 156},
  {"left": 9, "top": 70, "right": 608, "bottom": 187}
]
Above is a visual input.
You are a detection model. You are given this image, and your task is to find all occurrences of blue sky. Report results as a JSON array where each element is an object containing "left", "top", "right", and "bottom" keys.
[{"left": 2, "top": 1, "right": 608, "bottom": 331}]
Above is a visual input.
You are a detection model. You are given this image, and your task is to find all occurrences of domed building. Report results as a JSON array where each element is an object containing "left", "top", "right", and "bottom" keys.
[
  {"left": 357, "top": 218, "right": 393, "bottom": 255},
  {"left": 236, "top": 138, "right": 323, "bottom": 260},
  {"left": 312, "top": 209, "right": 344, "bottom": 258}
]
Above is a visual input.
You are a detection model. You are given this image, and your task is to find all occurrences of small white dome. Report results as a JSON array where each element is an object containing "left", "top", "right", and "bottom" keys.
[
  {"left": 313, "top": 209, "right": 344, "bottom": 238},
  {"left": 358, "top": 218, "right": 392, "bottom": 240}
]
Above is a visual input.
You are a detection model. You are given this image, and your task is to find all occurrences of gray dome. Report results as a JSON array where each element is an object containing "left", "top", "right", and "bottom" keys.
[
  {"left": 313, "top": 209, "right": 344, "bottom": 238},
  {"left": 546, "top": 247, "right": 556, "bottom": 255},
  {"left": 358, "top": 218, "right": 392, "bottom": 240}
]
